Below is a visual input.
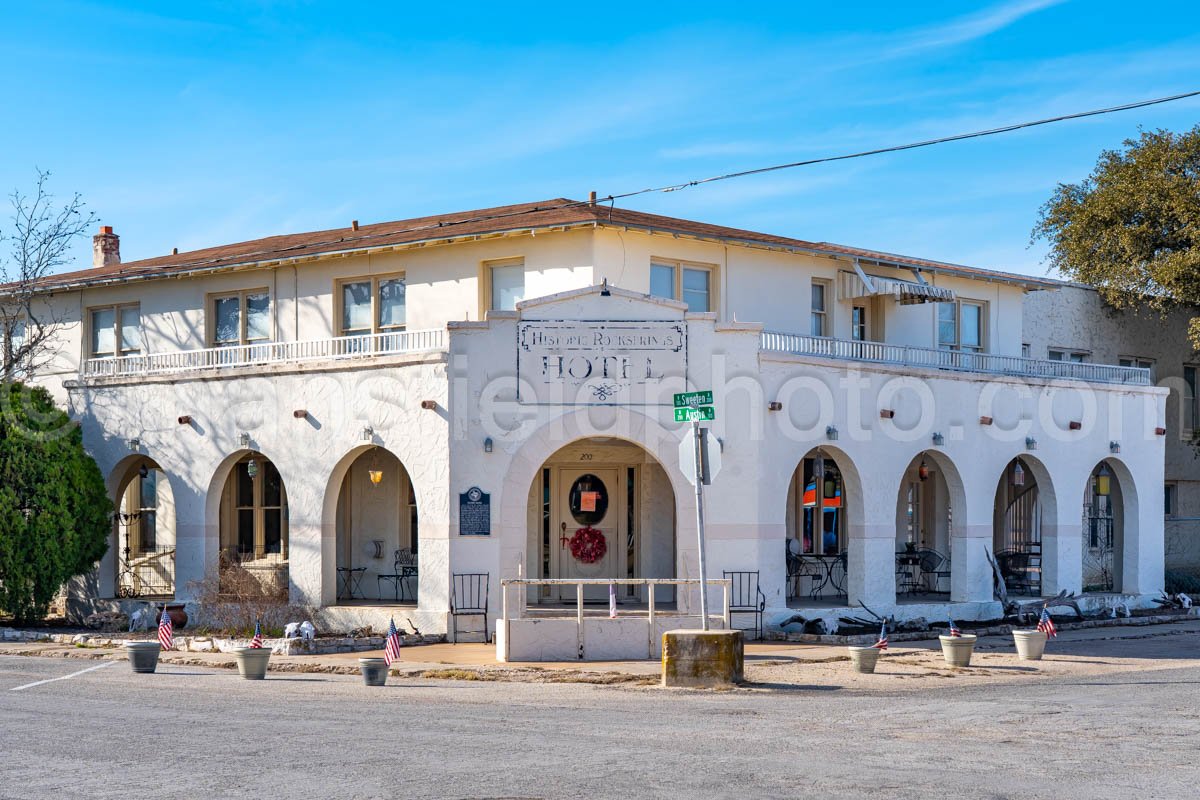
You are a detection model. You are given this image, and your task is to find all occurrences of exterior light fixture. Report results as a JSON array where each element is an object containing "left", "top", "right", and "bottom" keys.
[
  {"left": 1109, "top": 441, "right": 1121, "bottom": 454},
  {"left": 361, "top": 426, "right": 374, "bottom": 441},
  {"left": 238, "top": 432, "right": 251, "bottom": 448},
  {"left": 879, "top": 409, "right": 895, "bottom": 419},
  {"left": 1012, "top": 461, "right": 1025, "bottom": 487},
  {"left": 600, "top": 278, "right": 611, "bottom": 297},
  {"left": 127, "top": 437, "right": 141, "bottom": 451},
  {"left": 177, "top": 415, "right": 192, "bottom": 425},
  {"left": 825, "top": 425, "right": 838, "bottom": 441},
  {"left": 932, "top": 432, "right": 945, "bottom": 446},
  {"left": 1096, "top": 463, "right": 1111, "bottom": 496},
  {"left": 367, "top": 445, "right": 383, "bottom": 485},
  {"left": 138, "top": 463, "right": 149, "bottom": 480},
  {"left": 1025, "top": 436, "right": 1038, "bottom": 451},
  {"left": 372, "top": 539, "right": 384, "bottom": 559},
  {"left": 246, "top": 458, "right": 259, "bottom": 479},
  {"left": 368, "top": 469, "right": 383, "bottom": 485},
  {"left": 918, "top": 459, "right": 930, "bottom": 481},
  {"left": 767, "top": 401, "right": 783, "bottom": 412},
  {"left": 484, "top": 437, "right": 493, "bottom": 453}
]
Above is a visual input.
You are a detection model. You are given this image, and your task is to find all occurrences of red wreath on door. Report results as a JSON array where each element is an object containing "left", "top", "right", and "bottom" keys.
[{"left": 569, "top": 526, "right": 607, "bottom": 564}]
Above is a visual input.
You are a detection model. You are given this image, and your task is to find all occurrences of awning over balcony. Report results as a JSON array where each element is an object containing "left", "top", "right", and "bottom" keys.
[{"left": 838, "top": 268, "right": 955, "bottom": 305}]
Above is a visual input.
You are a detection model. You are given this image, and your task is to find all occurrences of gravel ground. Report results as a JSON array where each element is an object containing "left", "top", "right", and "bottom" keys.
[{"left": 3, "top": 624, "right": 1200, "bottom": 800}]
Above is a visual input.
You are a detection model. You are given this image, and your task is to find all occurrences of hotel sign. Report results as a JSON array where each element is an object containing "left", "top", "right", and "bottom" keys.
[{"left": 517, "top": 321, "right": 686, "bottom": 405}]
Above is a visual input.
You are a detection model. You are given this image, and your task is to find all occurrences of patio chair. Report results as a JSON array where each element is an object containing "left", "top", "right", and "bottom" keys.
[
  {"left": 451, "top": 572, "right": 489, "bottom": 643},
  {"left": 996, "top": 549, "right": 1040, "bottom": 596},
  {"left": 915, "top": 548, "right": 952, "bottom": 594},
  {"left": 723, "top": 570, "right": 767, "bottom": 640},
  {"left": 785, "top": 540, "right": 824, "bottom": 600},
  {"left": 377, "top": 548, "right": 418, "bottom": 602}
]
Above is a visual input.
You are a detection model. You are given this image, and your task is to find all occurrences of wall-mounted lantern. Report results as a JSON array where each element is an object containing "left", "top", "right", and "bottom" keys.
[
  {"left": 1025, "top": 436, "right": 1038, "bottom": 451},
  {"left": 825, "top": 425, "right": 838, "bottom": 441},
  {"left": 932, "top": 432, "right": 945, "bottom": 446}
]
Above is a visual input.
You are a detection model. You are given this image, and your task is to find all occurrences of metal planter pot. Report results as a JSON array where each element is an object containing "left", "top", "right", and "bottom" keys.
[
  {"left": 125, "top": 641, "right": 162, "bottom": 673},
  {"left": 1012, "top": 629, "right": 1048, "bottom": 661},
  {"left": 358, "top": 657, "right": 389, "bottom": 686},
  {"left": 847, "top": 646, "right": 881, "bottom": 674},
  {"left": 233, "top": 647, "right": 272, "bottom": 680},
  {"left": 939, "top": 634, "right": 977, "bottom": 667}
]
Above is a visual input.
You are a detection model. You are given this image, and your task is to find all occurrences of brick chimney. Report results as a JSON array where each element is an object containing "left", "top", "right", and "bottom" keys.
[{"left": 93, "top": 225, "right": 120, "bottom": 268}]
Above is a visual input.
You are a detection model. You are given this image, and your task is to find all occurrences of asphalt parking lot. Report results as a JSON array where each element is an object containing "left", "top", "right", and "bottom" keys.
[{"left": 3, "top": 631, "right": 1200, "bottom": 800}]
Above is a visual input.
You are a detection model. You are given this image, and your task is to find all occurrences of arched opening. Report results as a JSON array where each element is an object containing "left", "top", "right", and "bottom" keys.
[
  {"left": 525, "top": 437, "right": 676, "bottom": 607},
  {"left": 331, "top": 446, "right": 419, "bottom": 604},
  {"left": 217, "top": 451, "right": 289, "bottom": 598},
  {"left": 992, "top": 456, "right": 1050, "bottom": 596},
  {"left": 785, "top": 448, "right": 850, "bottom": 604},
  {"left": 109, "top": 456, "right": 176, "bottom": 599},
  {"left": 1083, "top": 460, "right": 1124, "bottom": 592},
  {"left": 894, "top": 451, "right": 962, "bottom": 599}
]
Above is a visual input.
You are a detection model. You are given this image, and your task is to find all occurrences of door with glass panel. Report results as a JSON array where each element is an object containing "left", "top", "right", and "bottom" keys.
[{"left": 553, "top": 468, "right": 623, "bottom": 602}]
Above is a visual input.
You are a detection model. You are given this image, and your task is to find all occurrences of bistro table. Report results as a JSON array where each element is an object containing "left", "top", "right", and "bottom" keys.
[
  {"left": 895, "top": 552, "right": 923, "bottom": 595},
  {"left": 336, "top": 566, "right": 367, "bottom": 601}
]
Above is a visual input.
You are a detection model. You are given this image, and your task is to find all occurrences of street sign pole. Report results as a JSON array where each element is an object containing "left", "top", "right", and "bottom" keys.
[{"left": 691, "top": 418, "right": 711, "bottom": 631}]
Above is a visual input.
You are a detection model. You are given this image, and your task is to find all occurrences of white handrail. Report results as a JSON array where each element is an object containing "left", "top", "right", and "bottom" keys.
[
  {"left": 761, "top": 330, "right": 1152, "bottom": 386},
  {"left": 83, "top": 328, "right": 445, "bottom": 378},
  {"left": 500, "top": 577, "right": 732, "bottom": 661}
]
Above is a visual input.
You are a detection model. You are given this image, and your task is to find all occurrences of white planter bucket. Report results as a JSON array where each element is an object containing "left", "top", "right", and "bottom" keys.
[
  {"left": 939, "top": 634, "right": 977, "bottom": 667},
  {"left": 233, "top": 647, "right": 272, "bottom": 680},
  {"left": 1012, "top": 629, "right": 1048, "bottom": 661},
  {"left": 848, "top": 646, "right": 882, "bottom": 674}
]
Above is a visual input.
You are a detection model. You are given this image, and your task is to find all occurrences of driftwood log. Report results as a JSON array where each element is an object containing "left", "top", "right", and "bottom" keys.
[{"left": 986, "top": 548, "right": 1083, "bottom": 622}]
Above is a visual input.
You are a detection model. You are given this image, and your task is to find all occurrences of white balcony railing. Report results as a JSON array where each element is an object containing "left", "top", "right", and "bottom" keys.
[
  {"left": 760, "top": 331, "right": 1152, "bottom": 386},
  {"left": 83, "top": 328, "right": 445, "bottom": 379}
]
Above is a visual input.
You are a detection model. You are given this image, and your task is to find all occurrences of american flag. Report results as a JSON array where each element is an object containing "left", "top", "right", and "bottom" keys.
[
  {"left": 1036, "top": 606, "right": 1057, "bottom": 638},
  {"left": 250, "top": 620, "right": 263, "bottom": 649},
  {"left": 947, "top": 615, "right": 961, "bottom": 637},
  {"left": 871, "top": 623, "right": 888, "bottom": 650},
  {"left": 157, "top": 606, "right": 173, "bottom": 651},
  {"left": 384, "top": 617, "right": 403, "bottom": 666}
]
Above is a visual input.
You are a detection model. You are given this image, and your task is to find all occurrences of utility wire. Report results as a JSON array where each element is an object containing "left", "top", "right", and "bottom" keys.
[{"left": 90, "top": 89, "right": 1200, "bottom": 275}]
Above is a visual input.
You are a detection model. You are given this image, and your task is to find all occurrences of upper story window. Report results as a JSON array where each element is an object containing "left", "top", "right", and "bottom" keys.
[
  {"left": 487, "top": 258, "right": 525, "bottom": 312},
  {"left": 1119, "top": 356, "right": 1154, "bottom": 379},
  {"left": 937, "top": 300, "right": 984, "bottom": 352},
  {"left": 810, "top": 279, "right": 830, "bottom": 336},
  {"left": 90, "top": 303, "right": 141, "bottom": 358},
  {"left": 851, "top": 305, "right": 867, "bottom": 341},
  {"left": 649, "top": 260, "right": 714, "bottom": 312},
  {"left": 1048, "top": 348, "right": 1088, "bottom": 363},
  {"left": 339, "top": 274, "right": 406, "bottom": 336},
  {"left": 212, "top": 290, "right": 269, "bottom": 347},
  {"left": 1183, "top": 365, "right": 1197, "bottom": 434}
]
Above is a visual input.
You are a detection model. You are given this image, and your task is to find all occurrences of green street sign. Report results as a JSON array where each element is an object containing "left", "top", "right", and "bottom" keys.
[
  {"left": 674, "top": 390, "right": 714, "bottom": 408},
  {"left": 674, "top": 405, "right": 715, "bottom": 422}
]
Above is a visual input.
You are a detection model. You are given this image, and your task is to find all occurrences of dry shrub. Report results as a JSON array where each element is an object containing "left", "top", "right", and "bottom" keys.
[{"left": 187, "top": 557, "right": 313, "bottom": 638}]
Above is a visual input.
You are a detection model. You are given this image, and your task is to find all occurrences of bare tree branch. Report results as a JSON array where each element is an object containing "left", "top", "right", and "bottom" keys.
[{"left": 0, "top": 169, "right": 97, "bottom": 382}]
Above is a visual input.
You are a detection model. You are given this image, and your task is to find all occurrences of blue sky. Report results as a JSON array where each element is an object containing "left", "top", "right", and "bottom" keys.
[{"left": 3, "top": 0, "right": 1198, "bottom": 277}]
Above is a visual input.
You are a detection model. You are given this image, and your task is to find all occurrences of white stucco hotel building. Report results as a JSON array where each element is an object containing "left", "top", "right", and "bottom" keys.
[{"left": 27, "top": 199, "right": 1167, "bottom": 655}]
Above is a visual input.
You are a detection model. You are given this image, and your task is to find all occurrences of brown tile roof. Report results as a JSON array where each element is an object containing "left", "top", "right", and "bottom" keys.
[{"left": 29, "top": 197, "right": 1058, "bottom": 292}]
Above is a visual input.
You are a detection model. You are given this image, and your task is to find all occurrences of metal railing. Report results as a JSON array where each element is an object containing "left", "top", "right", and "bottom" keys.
[
  {"left": 499, "top": 578, "right": 732, "bottom": 660},
  {"left": 83, "top": 328, "right": 446, "bottom": 378},
  {"left": 760, "top": 331, "right": 1152, "bottom": 386}
]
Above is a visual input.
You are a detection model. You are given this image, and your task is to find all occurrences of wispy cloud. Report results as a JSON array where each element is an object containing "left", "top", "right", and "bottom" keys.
[{"left": 885, "top": 0, "right": 1067, "bottom": 57}]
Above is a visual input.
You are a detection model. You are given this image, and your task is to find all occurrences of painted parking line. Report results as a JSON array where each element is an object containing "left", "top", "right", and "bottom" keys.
[{"left": 8, "top": 659, "right": 117, "bottom": 692}]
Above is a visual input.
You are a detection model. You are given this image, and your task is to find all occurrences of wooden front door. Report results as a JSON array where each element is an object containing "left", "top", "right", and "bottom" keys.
[{"left": 553, "top": 467, "right": 623, "bottom": 602}]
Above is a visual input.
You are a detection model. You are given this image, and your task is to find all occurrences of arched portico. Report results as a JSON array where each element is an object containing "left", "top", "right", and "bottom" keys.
[
  {"left": 99, "top": 454, "right": 177, "bottom": 600},
  {"left": 894, "top": 450, "right": 972, "bottom": 601},
  {"left": 1082, "top": 457, "right": 1136, "bottom": 593},
  {"left": 992, "top": 455, "right": 1058, "bottom": 597},
  {"left": 784, "top": 446, "right": 863, "bottom": 605},
  {"left": 204, "top": 448, "right": 291, "bottom": 599}
]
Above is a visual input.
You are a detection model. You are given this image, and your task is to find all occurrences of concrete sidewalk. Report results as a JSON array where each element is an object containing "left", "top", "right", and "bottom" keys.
[{"left": 3, "top": 617, "right": 1198, "bottom": 688}]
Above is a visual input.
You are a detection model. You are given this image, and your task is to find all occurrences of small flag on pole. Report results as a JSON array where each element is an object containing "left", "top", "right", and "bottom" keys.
[
  {"left": 871, "top": 622, "right": 888, "bottom": 650},
  {"left": 384, "top": 617, "right": 403, "bottom": 666},
  {"left": 157, "top": 606, "right": 173, "bottom": 651},
  {"left": 947, "top": 615, "right": 961, "bottom": 637},
  {"left": 1036, "top": 606, "right": 1057, "bottom": 638},
  {"left": 250, "top": 619, "right": 263, "bottom": 649},
  {"left": 609, "top": 582, "right": 617, "bottom": 619}
]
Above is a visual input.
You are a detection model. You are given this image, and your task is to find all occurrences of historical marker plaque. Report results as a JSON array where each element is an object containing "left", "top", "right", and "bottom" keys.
[{"left": 459, "top": 486, "right": 491, "bottom": 536}]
